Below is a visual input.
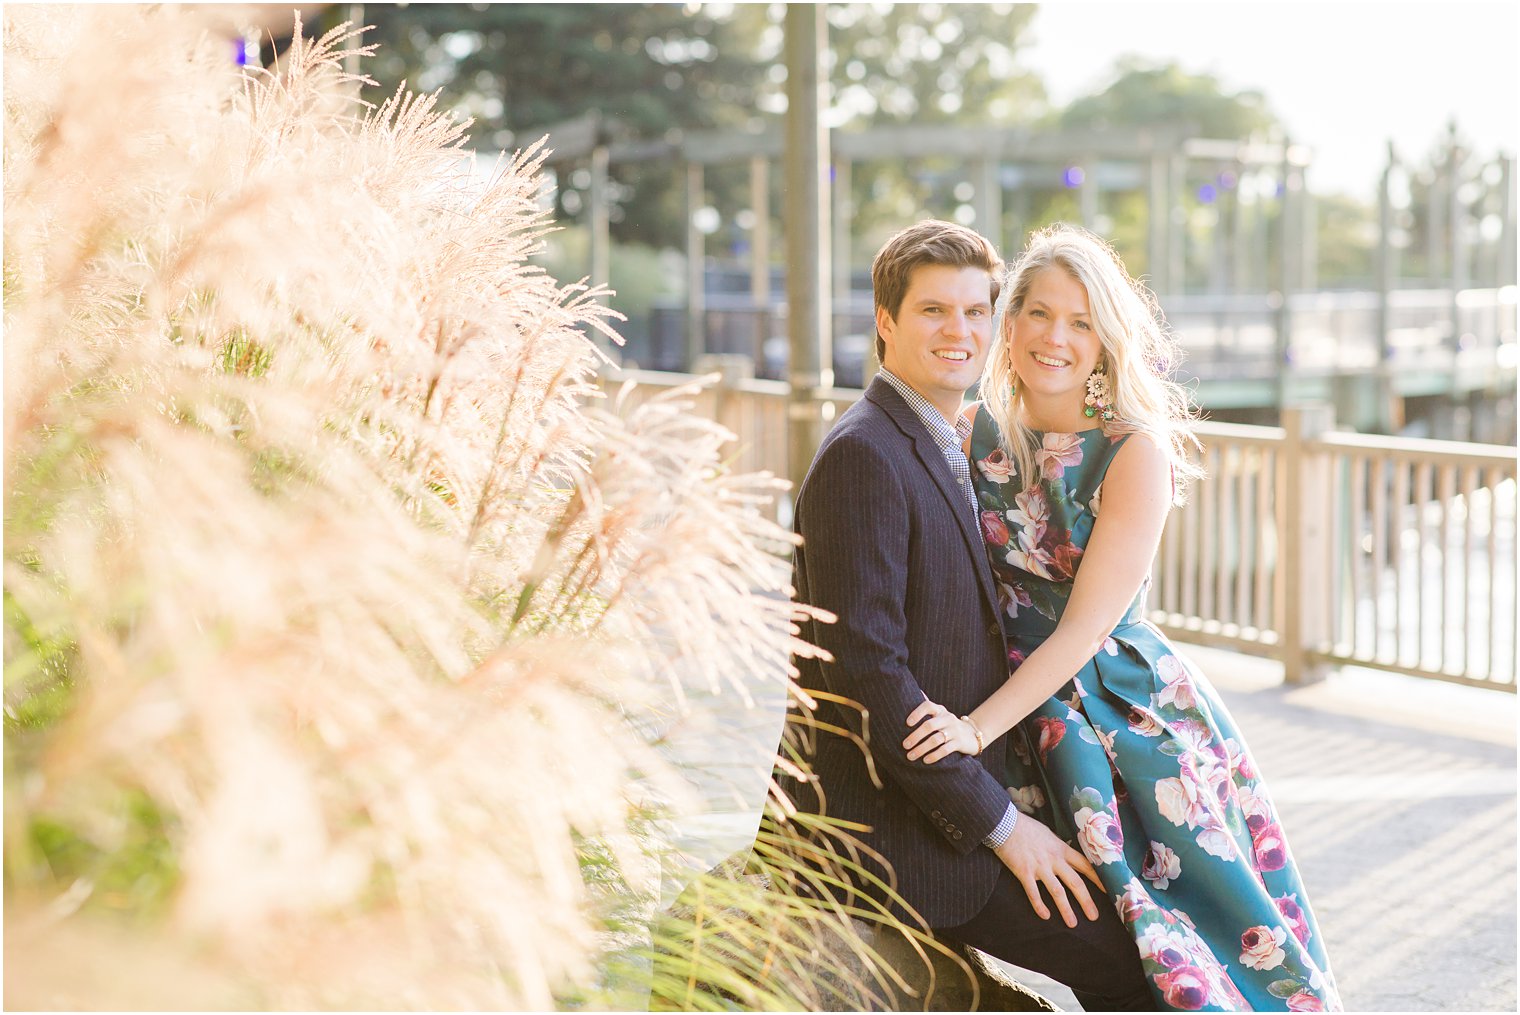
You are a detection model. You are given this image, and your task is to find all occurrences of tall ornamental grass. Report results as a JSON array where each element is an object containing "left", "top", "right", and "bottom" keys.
[{"left": 4, "top": 7, "right": 970, "bottom": 1010}]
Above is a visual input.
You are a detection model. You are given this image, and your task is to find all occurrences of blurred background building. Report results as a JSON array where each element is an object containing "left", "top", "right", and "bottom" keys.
[
  {"left": 236, "top": 1, "right": 1518, "bottom": 445},
  {"left": 229, "top": 2, "right": 1516, "bottom": 446}
]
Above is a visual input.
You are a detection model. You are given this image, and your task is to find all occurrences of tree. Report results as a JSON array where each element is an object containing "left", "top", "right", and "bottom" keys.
[
  {"left": 730, "top": 2, "right": 1045, "bottom": 126},
  {"left": 1057, "top": 56, "right": 1277, "bottom": 138},
  {"left": 357, "top": 4, "right": 1053, "bottom": 249},
  {"left": 1033, "top": 58, "right": 1285, "bottom": 285},
  {"left": 360, "top": 4, "right": 763, "bottom": 247}
]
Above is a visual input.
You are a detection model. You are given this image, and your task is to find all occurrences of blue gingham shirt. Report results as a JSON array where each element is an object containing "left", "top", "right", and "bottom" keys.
[
  {"left": 877, "top": 368, "right": 977, "bottom": 515},
  {"left": 878, "top": 368, "right": 1019, "bottom": 850}
]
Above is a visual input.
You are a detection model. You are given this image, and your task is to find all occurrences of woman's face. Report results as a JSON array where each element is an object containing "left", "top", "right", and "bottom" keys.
[{"left": 1006, "top": 266, "right": 1104, "bottom": 414}]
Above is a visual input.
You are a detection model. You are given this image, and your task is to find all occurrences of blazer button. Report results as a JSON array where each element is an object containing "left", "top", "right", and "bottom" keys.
[
  {"left": 931, "top": 810, "right": 942, "bottom": 820},
  {"left": 953, "top": 831, "right": 964, "bottom": 840},
  {"left": 988, "top": 622, "right": 1001, "bottom": 638},
  {"left": 946, "top": 823, "right": 957, "bottom": 833}
]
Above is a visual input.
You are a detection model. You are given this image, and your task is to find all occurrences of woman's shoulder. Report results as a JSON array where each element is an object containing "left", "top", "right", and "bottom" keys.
[{"left": 1100, "top": 429, "right": 1173, "bottom": 495}]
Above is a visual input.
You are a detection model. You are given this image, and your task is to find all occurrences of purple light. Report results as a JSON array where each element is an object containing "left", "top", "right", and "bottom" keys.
[
  {"left": 1197, "top": 183, "right": 1218, "bottom": 204},
  {"left": 1062, "top": 166, "right": 1085, "bottom": 188},
  {"left": 233, "top": 39, "right": 248, "bottom": 66},
  {"left": 1217, "top": 171, "right": 1238, "bottom": 189}
]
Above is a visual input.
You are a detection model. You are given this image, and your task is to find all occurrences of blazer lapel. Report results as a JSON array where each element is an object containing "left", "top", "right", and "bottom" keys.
[{"left": 865, "top": 379, "right": 1000, "bottom": 619}]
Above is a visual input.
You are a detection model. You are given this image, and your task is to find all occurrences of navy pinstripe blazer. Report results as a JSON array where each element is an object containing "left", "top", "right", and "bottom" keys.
[{"left": 780, "top": 376, "right": 1015, "bottom": 929}]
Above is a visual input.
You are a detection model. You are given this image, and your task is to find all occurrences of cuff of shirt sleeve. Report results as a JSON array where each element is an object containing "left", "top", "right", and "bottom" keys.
[{"left": 982, "top": 801, "right": 1018, "bottom": 849}]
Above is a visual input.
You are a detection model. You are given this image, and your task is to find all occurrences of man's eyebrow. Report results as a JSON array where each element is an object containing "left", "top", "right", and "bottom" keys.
[{"left": 908, "top": 295, "right": 991, "bottom": 308}]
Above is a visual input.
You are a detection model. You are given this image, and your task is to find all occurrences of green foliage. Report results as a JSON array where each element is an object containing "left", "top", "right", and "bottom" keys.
[
  {"left": 1058, "top": 56, "right": 1278, "bottom": 138},
  {"left": 27, "top": 793, "right": 181, "bottom": 918},
  {"left": 745, "top": 3, "right": 1046, "bottom": 126},
  {"left": 361, "top": 3, "right": 762, "bottom": 248},
  {"left": 4, "top": 585, "right": 77, "bottom": 732},
  {"left": 1315, "top": 192, "right": 1377, "bottom": 287},
  {"left": 218, "top": 329, "right": 273, "bottom": 377}
]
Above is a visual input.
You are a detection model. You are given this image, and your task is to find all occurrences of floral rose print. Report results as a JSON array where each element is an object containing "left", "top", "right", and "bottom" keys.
[
  {"left": 1195, "top": 825, "right": 1238, "bottom": 861},
  {"left": 1127, "top": 704, "right": 1164, "bottom": 737},
  {"left": 1223, "top": 736, "right": 1256, "bottom": 780},
  {"left": 1005, "top": 486, "right": 1050, "bottom": 544},
  {"left": 1276, "top": 893, "right": 1312, "bottom": 946},
  {"left": 1007, "top": 644, "right": 1027, "bottom": 671},
  {"left": 1199, "top": 758, "right": 1235, "bottom": 810},
  {"left": 1155, "top": 966, "right": 1211, "bottom": 1010},
  {"left": 1240, "top": 925, "right": 1288, "bottom": 970},
  {"left": 1008, "top": 784, "right": 1046, "bottom": 814},
  {"left": 1142, "top": 841, "right": 1181, "bottom": 889},
  {"left": 1046, "top": 536, "right": 1083, "bottom": 580},
  {"left": 1170, "top": 718, "right": 1216, "bottom": 755},
  {"left": 1092, "top": 723, "right": 1119, "bottom": 762},
  {"left": 997, "top": 580, "right": 1032, "bottom": 620},
  {"left": 1238, "top": 783, "right": 1274, "bottom": 836},
  {"left": 1034, "top": 715, "right": 1066, "bottom": 761},
  {"left": 1287, "top": 990, "right": 1327, "bottom": 1011},
  {"left": 1156, "top": 756, "right": 1213, "bottom": 830},
  {"left": 980, "top": 510, "right": 1010, "bottom": 547},
  {"left": 977, "top": 447, "right": 1013, "bottom": 483},
  {"left": 1036, "top": 430, "right": 1085, "bottom": 480},
  {"left": 1253, "top": 822, "right": 1288, "bottom": 872},
  {"left": 1075, "top": 799, "right": 1125, "bottom": 865},
  {"left": 1116, "top": 877, "right": 1153, "bottom": 922},
  {"left": 1155, "top": 653, "right": 1198, "bottom": 710}
]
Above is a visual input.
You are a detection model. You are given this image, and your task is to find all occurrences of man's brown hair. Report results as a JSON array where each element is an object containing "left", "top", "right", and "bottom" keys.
[{"left": 871, "top": 220, "right": 1002, "bottom": 363}]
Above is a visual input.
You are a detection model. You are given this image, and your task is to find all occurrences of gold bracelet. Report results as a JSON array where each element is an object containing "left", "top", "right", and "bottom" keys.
[{"left": 961, "top": 715, "right": 985, "bottom": 756}]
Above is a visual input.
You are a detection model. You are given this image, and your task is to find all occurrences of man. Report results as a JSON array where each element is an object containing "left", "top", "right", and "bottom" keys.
[{"left": 778, "top": 220, "right": 1153, "bottom": 1010}]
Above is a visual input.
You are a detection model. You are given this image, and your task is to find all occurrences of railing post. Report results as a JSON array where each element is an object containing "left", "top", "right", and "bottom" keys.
[
  {"left": 693, "top": 354, "right": 754, "bottom": 451},
  {"left": 1280, "top": 404, "right": 1336, "bottom": 684}
]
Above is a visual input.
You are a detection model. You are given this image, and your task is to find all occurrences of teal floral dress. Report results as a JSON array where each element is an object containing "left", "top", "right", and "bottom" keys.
[{"left": 969, "top": 411, "right": 1341, "bottom": 1012}]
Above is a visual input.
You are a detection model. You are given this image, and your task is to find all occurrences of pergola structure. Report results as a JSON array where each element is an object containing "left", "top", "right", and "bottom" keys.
[
  {"left": 529, "top": 116, "right": 1315, "bottom": 330},
  {"left": 522, "top": 81, "right": 1314, "bottom": 487}
]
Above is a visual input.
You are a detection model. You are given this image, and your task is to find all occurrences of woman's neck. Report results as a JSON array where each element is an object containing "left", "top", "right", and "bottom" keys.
[{"left": 1019, "top": 394, "right": 1089, "bottom": 433}]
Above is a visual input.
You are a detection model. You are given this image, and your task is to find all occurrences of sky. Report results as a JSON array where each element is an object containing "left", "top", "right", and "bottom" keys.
[{"left": 1022, "top": 1, "right": 1519, "bottom": 199}]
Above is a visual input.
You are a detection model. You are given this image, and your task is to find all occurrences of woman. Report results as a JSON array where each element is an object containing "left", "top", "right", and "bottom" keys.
[{"left": 903, "top": 225, "right": 1341, "bottom": 1012}]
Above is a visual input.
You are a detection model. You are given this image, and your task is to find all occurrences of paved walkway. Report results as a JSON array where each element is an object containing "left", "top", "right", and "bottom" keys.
[
  {"left": 998, "top": 642, "right": 1518, "bottom": 1013},
  {"left": 659, "top": 639, "right": 1517, "bottom": 1012}
]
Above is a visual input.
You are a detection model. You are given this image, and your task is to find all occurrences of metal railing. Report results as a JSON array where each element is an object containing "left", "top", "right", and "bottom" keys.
[{"left": 599, "top": 367, "right": 1518, "bottom": 690}]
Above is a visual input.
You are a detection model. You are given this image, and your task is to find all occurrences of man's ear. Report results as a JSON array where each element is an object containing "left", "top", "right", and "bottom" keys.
[{"left": 875, "top": 305, "right": 895, "bottom": 351}]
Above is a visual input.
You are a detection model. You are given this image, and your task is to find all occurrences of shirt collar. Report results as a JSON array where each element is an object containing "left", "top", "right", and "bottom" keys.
[{"left": 878, "top": 367, "right": 969, "bottom": 449}]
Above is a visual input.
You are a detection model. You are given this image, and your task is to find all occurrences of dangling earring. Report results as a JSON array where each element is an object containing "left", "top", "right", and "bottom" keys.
[{"left": 1085, "top": 367, "right": 1115, "bottom": 422}]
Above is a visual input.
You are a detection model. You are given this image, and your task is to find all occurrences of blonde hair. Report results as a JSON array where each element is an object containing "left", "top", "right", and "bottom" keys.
[{"left": 982, "top": 224, "right": 1202, "bottom": 499}]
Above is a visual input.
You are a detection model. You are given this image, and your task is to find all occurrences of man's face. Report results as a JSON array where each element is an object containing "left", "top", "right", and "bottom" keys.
[{"left": 877, "top": 263, "right": 994, "bottom": 422}]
